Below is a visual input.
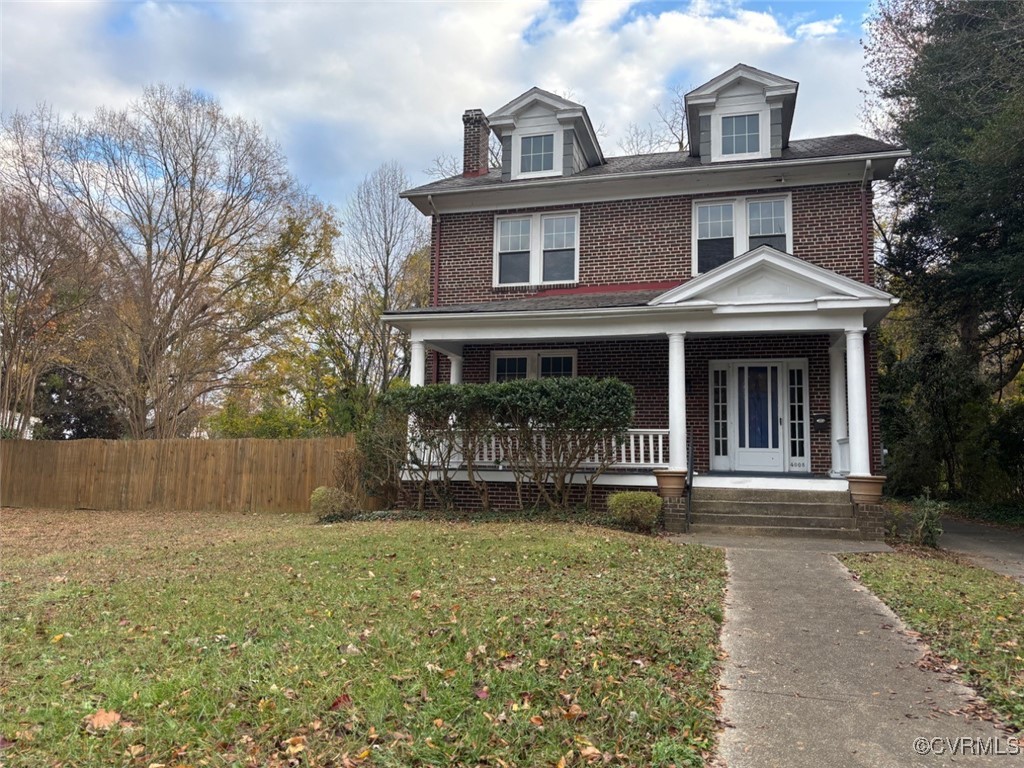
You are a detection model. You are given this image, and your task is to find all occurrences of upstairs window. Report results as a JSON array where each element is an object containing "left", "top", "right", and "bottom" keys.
[
  {"left": 696, "top": 203, "right": 735, "bottom": 274},
  {"left": 693, "top": 195, "right": 791, "bottom": 274},
  {"left": 520, "top": 134, "right": 554, "bottom": 173},
  {"left": 492, "top": 350, "right": 576, "bottom": 382},
  {"left": 721, "top": 114, "right": 759, "bottom": 156},
  {"left": 495, "top": 211, "right": 578, "bottom": 286}
]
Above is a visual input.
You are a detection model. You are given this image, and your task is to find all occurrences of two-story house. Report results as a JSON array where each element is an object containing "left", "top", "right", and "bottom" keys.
[{"left": 386, "top": 64, "right": 907, "bottom": 537}]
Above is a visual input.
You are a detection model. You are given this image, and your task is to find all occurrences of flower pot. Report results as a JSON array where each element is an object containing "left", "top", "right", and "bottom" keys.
[
  {"left": 653, "top": 469, "right": 688, "bottom": 499},
  {"left": 848, "top": 474, "right": 886, "bottom": 504}
]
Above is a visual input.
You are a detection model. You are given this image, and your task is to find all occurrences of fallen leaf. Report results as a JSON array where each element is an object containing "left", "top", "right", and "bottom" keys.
[
  {"left": 284, "top": 735, "right": 306, "bottom": 755},
  {"left": 410, "top": 590, "right": 422, "bottom": 600},
  {"left": 84, "top": 709, "right": 121, "bottom": 732},
  {"left": 330, "top": 694, "right": 353, "bottom": 711},
  {"left": 563, "top": 704, "right": 586, "bottom": 721},
  {"left": 475, "top": 686, "right": 490, "bottom": 700},
  {"left": 51, "top": 634, "right": 65, "bottom": 644}
]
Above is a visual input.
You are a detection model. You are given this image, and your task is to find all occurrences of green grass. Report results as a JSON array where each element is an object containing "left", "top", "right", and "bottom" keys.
[
  {"left": 1, "top": 510, "right": 725, "bottom": 767},
  {"left": 842, "top": 549, "right": 1024, "bottom": 729}
]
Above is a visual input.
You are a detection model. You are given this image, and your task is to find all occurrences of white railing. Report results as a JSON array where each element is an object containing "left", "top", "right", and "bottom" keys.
[{"left": 471, "top": 428, "right": 670, "bottom": 470}]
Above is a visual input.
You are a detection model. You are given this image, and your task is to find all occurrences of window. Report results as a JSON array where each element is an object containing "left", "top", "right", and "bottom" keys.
[
  {"left": 692, "top": 194, "right": 791, "bottom": 274},
  {"left": 520, "top": 134, "right": 554, "bottom": 173},
  {"left": 494, "top": 211, "right": 578, "bottom": 286},
  {"left": 722, "top": 114, "right": 759, "bottom": 156},
  {"left": 491, "top": 350, "right": 576, "bottom": 382}
]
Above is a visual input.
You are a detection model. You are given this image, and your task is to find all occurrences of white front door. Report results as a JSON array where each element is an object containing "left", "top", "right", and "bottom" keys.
[{"left": 709, "top": 359, "right": 809, "bottom": 474}]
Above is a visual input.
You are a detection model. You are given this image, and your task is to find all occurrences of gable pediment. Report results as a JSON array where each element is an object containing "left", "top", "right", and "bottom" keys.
[{"left": 651, "top": 246, "right": 895, "bottom": 307}]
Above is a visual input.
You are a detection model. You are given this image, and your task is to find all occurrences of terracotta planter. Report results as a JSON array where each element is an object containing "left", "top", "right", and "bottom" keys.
[
  {"left": 653, "top": 469, "right": 688, "bottom": 499},
  {"left": 848, "top": 475, "right": 886, "bottom": 504}
]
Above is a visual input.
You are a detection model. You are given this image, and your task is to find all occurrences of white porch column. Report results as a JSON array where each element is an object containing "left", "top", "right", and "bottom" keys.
[
  {"left": 409, "top": 340, "right": 426, "bottom": 387},
  {"left": 448, "top": 355, "right": 463, "bottom": 385},
  {"left": 668, "top": 332, "right": 687, "bottom": 472},
  {"left": 829, "top": 341, "right": 849, "bottom": 476},
  {"left": 845, "top": 329, "right": 871, "bottom": 476}
]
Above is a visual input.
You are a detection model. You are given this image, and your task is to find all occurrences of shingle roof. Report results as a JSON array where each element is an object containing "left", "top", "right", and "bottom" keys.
[
  {"left": 385, "top": 288, "right": 669, "bottom": 316},
  {"left": 402, "top": 134, "right": 902, "bottom": 197}
]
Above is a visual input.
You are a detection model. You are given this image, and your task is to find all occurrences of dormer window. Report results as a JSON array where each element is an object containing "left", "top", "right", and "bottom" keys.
[
  {"left": 521, "top": 134, "right": 554, "bottom": 173},
  {"left": 722, "top": 114, "right": 759, "bottom": 156}
]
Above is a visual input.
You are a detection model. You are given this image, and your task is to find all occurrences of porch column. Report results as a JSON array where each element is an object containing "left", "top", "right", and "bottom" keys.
[
  {"left": 829, "top": 341, "right": 849, "bottom": 476},
  {"left": 448, "top": 355, "right": 463, "bottom": 385},
  {"left": 845, "top": 329, "right": 871, "bottom": 476},
  {"left": 409, "top": 340, "right": 426, "bottom": 387},
  {"left": 668, "top": 332, "right": 687, "bottom": 471}
]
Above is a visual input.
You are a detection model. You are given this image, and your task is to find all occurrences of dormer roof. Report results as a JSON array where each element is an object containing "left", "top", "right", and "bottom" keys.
[
  {"left": 487, "top": 87, "right": 604, "bottom": 168},
  {"left": 685, "top": 64, "right": 799, "bottom": 158}
]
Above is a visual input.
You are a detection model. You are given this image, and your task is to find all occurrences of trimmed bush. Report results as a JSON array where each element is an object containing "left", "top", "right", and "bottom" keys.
[
  {"left": 310, "top": 486, "right": 357, "bottom": 521},
  {"left": 608, "top": 491, "right": 663, "bottom": 533}
]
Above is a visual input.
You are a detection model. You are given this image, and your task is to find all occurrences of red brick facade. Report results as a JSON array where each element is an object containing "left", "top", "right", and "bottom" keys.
[{"left": 430, "top": 181, "right": 872, "bottom": 306}]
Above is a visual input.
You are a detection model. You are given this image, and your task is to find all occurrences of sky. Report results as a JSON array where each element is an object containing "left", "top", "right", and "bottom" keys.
[{"left": 0, "top": 0, "right": 875, "bottom": 210}]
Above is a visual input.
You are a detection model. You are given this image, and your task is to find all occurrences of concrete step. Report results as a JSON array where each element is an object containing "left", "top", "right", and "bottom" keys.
[
  {"left": 688, "top": 523, "right": 864, "bottom": 540},
  {"left": 691, "top": 487, "right": 851, "bottom": 504},
  {"left": 690, "top": 499, "right": 855, "bottom": 518},
  {"left": 690, "top": 513, "right": 856, "bottom": 529}
]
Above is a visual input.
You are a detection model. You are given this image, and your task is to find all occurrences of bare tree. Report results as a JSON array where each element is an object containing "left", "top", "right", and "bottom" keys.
[
  {"left": 617, "top": 84, "right": 688, "bottom": 155},
  {"left": 0, "top": 192, "right": 98, "bottom": 437},
  {"left": 2, "top": 88, "right": 335, "bottom": 438},
  {"left": 340, "top": 162, "right": 429, "bottom": 393},
  {"left": 424, "top": 134, "right": 503, "bottom": 180}
]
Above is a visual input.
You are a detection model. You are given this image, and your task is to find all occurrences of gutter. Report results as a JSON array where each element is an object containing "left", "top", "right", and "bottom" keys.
[
  {"left": 428, "top": 194, "right": 440, "bottom": 383},
  {"left": 860, "top": 159, "right": 873, "bottom": 284},
  {"left": 401, "top": 149, "right": 911, "bottom": 202}
]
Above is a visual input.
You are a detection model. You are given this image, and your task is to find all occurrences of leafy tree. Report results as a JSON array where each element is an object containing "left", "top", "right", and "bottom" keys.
[
  {"left": 2, "top": 87, "right": 336, "bottom": 439},
  {"left": 867, "top": 0, "right": 1024, "bottom": 393},
  {"left": 0, "top": 192, "right": 97, "bottom": 436},
  {"left": 32, "top": 367, "right": 123, "bottom": 440}
]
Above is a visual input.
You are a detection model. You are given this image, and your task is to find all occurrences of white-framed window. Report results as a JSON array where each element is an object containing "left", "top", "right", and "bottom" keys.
[
  {"left": 491, "top": 350, "right": 577, "bottom": 382},
  {"left": 692, "top": 194, "right": 792, "bottom": 274},
  {"left": 520, "top": 134, "right": 554, "bottom": 173},
  {"left": 494, "top": 210, "right": 579, "bottom": 287},
  {"left": 721, "top": 114, "right": 759, "bottom": 156},
  {"left": 512, "top": 129, "right": 562, "bottom": 180},
  {"left": 708, "top": 103, "right": 770, "bottom": 162}
]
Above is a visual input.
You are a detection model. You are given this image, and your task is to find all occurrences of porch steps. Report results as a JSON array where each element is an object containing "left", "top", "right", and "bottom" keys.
[{"left": 686, "top": 487, "right": 862, "bottom": 539}]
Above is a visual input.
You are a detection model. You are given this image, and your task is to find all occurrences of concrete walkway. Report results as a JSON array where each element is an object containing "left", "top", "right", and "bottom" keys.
[
  {"left": 671, "top": 534, "right": 1022, "bottom": 767},
  {"left": 941, "top": 517, "right": 1024, "bottom": 583}
]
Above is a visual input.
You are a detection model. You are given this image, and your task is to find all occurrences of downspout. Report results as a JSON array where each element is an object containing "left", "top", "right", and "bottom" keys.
[
  {"left": 860, "top": 159, "right": 873, "bottom": 284},
  {"left": 859, "top": 160, "right": 876, "bottom": 473},
  {"left": 429, "top": 194, "right": 441, "bottom": 384}
]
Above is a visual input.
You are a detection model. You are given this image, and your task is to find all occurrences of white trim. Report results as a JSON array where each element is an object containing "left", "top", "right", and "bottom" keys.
[
  {"left": 493, "top": 209, "right": 580, "bottom": 288},
  {"left": 513, "top": 129, "right": 562, "bottom": 180},
  {"left": 403, "top": 151, "right": 909, "bottom": 216},
  {"left": 692, "top": 474, "right": 848, "bottom": 491},
  {"left": 490, "top": 349, "right": 577, "bottom": 381},
  {"left": 691, "top": 195, "right": 792, "bottom": 275},
  {"left": 711, "top": 105, "right": 770, "bottom": 162}
]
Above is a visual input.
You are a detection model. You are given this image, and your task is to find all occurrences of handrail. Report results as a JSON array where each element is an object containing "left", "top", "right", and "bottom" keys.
[{"left": 684, "top": 428, "right": 695, "bottom": 532}]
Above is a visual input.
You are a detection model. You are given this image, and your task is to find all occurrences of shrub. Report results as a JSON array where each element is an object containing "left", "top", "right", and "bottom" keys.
[
  {"left": 908, "top": 495, "right": 945, "bottom": 548},
  {"left": 310, "top": 486, "right": 357, "bottom": 521},
  {"left": 608, "top": 491, "right": 663, "bottom": 533}
]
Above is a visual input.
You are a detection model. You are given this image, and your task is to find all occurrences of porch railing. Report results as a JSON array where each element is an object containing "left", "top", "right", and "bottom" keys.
[{"left": 471, "top": 428, "right": 670, "bottom": 470}]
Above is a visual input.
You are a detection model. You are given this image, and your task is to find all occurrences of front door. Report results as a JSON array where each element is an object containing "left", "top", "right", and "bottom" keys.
[{"left": 709, "top": 360, "right": 809, "bottom": 473}]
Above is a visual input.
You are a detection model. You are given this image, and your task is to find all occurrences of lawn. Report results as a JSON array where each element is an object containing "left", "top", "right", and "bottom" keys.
[
  {"left": 842, "top": 548, "right": 1024, "bottom": 730},
  {"left": 0, "top": 510, "right": 725, "bottom": 767}
]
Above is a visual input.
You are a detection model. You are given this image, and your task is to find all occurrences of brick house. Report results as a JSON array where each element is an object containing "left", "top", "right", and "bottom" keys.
[{"left": 385, "top": 64, "right": 907, "bottom": 537}]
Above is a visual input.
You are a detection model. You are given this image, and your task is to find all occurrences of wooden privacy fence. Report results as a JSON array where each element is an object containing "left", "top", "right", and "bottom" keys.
[{"left": 0, "top": 437, "right": 359, "bottom": 513}]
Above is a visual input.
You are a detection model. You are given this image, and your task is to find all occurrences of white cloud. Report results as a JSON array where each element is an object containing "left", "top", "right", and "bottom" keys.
[
  {"left": 0, "top": 1, "right": 869, "bottom": 205},
  {"left": 795, "top": 15, "right": 843, "bottom": 40}
]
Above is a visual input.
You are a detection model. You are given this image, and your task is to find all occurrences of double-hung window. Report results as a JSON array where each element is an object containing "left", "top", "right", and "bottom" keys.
[
  {"left": 492, "top": 350, "right": 576, "bottom": 382},
  {"left": 520, "top": 134, "right": 554, "bottom": 173},
  {"left": 693, "top": 194, "right": 791, "bottom": 274},
  {"left": 495, "top": 211, "right": 579, "bottom": 286},
  {"left": 721, "top": 114, "right": 759, "bottom": 156}
]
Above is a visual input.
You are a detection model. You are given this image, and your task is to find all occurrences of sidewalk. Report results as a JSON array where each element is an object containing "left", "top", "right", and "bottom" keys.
[
  {"left": 671, "top": 534, "right": 1021, "bottom": 767},
  {"left": 940, "top": 516, "right": 1024, "bottom": 583}
]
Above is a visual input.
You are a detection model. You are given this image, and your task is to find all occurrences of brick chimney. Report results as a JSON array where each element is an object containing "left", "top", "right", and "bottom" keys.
[{"left": 462, "top": 109, "right": 490, "bottom": 177}]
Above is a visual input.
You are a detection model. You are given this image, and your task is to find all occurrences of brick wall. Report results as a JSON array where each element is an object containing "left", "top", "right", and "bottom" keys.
[
  {"left": 430, "top": 181, "right": 871, "bottom": 306},
  {"left": 403, "top": 479, "right": 652, "bottom": 513}
]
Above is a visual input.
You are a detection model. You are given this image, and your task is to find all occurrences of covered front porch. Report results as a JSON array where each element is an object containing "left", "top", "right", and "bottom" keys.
[{"left": 387, "top": 248, "right": 896, "bottom": 497}]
